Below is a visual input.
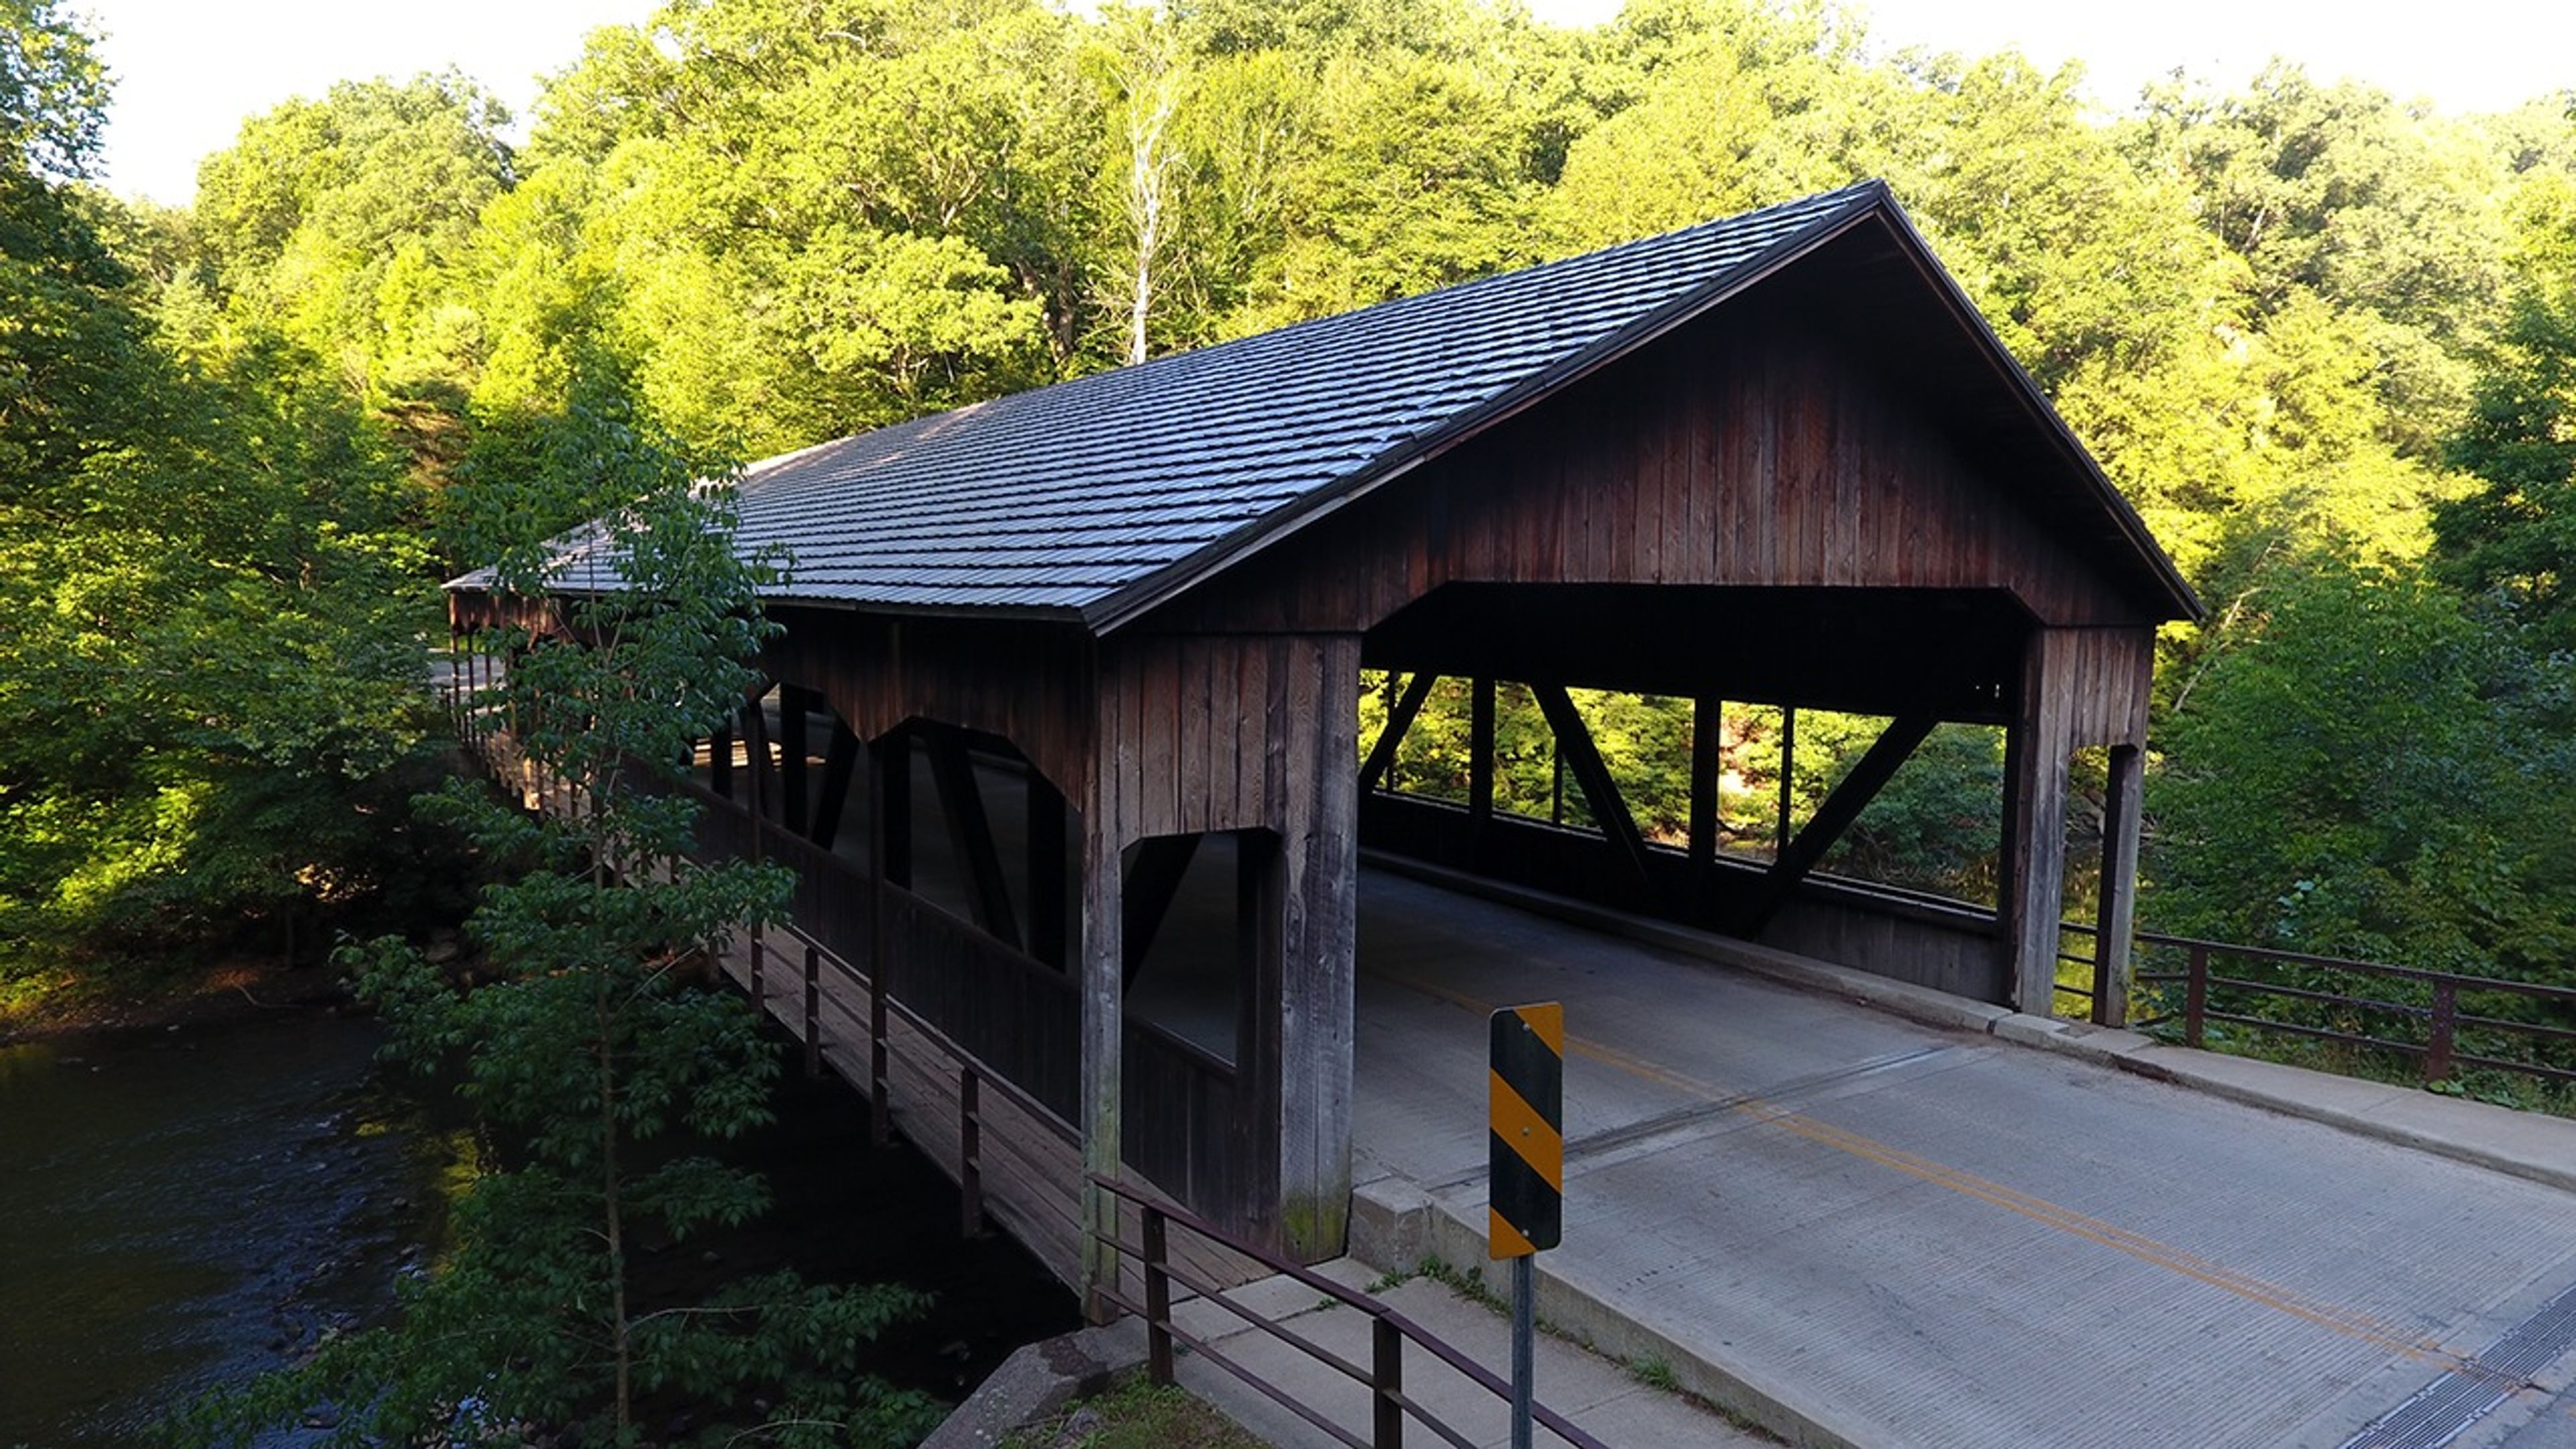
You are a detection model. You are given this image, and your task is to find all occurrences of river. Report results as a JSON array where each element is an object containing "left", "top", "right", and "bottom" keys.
[{"left": 0, "top": 1008, "right": 1077, "bottom": 1447}]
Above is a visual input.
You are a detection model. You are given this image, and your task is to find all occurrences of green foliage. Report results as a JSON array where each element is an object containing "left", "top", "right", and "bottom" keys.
[
  {"left": 177, "top": 386, "right": 939, "bottom": 1447},
  {"left": 0, "top": 13, "right": 441, "bottom": 981},
  {"left": 0, "top": 0, "right": 107, "bottom": 178},
  {"left": 2438, "top": 174, "right": 2576, "bottom": 655},
  {"left": 2150, "top": 557, "right": 2576, "bottom": 977}
]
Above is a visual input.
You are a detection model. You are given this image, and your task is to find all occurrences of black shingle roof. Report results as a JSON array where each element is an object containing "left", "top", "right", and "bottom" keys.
[
  {"left": 720, "top": 182, "right": 1883, "bottom": 619},
  {"left": 469, "top": 181, "right": 2200, "bottom": 627}
]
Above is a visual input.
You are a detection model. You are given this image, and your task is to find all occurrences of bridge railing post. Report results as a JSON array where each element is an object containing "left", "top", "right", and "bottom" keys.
[
  {"left": 802, "top": 944, "right": 820, "bottom": 1080},
  {"left": 749, "top": 926, "right": 765, "bottom": 1017},
  {"left": 1142, "top": 1203, "right": 1173, "bottom": 1385},
  {"left": 2185, "top": 943, "right": 2208, "bottom": 1050},
  {"left": 1373, "top": 1313, "right": 1406, "bottom": 1448},
  {"left": 959, "top": 1066, "right": 983, "bottom": 1238},
  {"left": 869, "top": 969, "right": 891, "bottom": 1148},
  {"left": 2426, "top": 980, "right": 2459, "bottom": 1083}
]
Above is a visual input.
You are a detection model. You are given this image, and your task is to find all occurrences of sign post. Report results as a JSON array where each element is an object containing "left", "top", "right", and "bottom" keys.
[{"left": 1490, "top": 1002, "right": 1563, "bottom": 1449}]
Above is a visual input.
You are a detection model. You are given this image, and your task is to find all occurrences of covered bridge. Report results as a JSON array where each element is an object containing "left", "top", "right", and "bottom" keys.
[{"left": 452, "top": 180, "right": 2202, "bottom": 1299}]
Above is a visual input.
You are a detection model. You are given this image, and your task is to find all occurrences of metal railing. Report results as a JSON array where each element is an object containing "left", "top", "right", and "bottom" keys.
[
  {"left": 2061, "top": 922, "right": 2576, "bottom": 1089},
  {"left": 744, "top": 924, "right": 1081, "bottom": 1241},
  {"left": 1088, "top": 1174, "right": 1610, "bottom": 1449}
]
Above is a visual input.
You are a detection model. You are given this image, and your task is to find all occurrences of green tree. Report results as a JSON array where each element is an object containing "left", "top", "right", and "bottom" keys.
[
  {"left": 178, "top": 374, "right": 939, "bottom": 1447},
  {"left": 1, "top": 4, "right": 441, "bottom": 983},
  {"left": 2438, "top": 173, "right": 2576, "bottom": 655}
]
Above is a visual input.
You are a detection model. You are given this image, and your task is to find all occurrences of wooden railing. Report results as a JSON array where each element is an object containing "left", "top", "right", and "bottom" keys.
[
  {"left": 2061, "top": 922, "right": 2576, "bottom": 1089},
  {"left": 1089, "top": 1174, "right": 1611, "bottom": 1449}
]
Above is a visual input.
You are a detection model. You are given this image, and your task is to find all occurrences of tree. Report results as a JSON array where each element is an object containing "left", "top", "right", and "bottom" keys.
[
  {"left": 2438, "top": 174, "right": 2576, "bottom": 655},
  {"left": 1, "top": 5, "right": 443, "bottom": 981},
  {"left": 178, "top": 368, "right": 941, "bottom": 1447}
]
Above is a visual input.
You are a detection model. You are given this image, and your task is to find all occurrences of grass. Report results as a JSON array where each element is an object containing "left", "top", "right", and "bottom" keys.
[{"left": 1003, "top": 1379, "right": 1265, "bottom": 1449}]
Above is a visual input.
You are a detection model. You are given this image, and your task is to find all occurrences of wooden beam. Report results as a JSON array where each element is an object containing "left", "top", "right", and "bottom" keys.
[
  {"left": 1735, "top": 711, "right": 1939, "bottom": 935},
  {"left": 1357, "top": 672, "right": 1437, "bottom": 794},
  {"left": 1236, "top": 829, "right": 1285, "bottom": 1244},
  {"left": 1079, "top": 810, "right": 1124, "bottom": 1321},
  {"left": 1468, "top": 678, "right": 1495, "bottom": 825},
  {"left": 710, "top": 724, "right": 734, "bottom": 800},
  {"left": 1689, "top": 694, "right": 1720, "bottom": 912},
  {"left": 1028, "top": 770, "right": 1069, "bottom": 970},
  {"left": 1776, "top": 705, "right": 1796, "bottom": 857},
  {"left": 808, "top": 720, "right": 859, "bottom": 850},
  {"left": 2004, "top": 630, "right": 2077, "bottom": 1015},
  {"left": 1529, "top": 682, "right": 1656, "bottom": 900},
  {"left": 2091, "top": 742, "right": 2144, "bottom": 1028},
  {"left": 1121, "top": 833, "right": 1201, "bottom": 985},
  {"left": 922, "top": 723, "right": 1020, "bottom": 949},
  {"left": 740, "top": 700, "right": 775, "bottom": 824}
]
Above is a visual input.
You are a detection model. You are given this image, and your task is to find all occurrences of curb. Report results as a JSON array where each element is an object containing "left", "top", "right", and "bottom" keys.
[{"left": 1349, "top": 1179, "right": 1870, "bottom": 1449}]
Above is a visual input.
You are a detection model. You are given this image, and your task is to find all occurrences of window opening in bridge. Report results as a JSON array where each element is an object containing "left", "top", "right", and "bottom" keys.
[
  {"left": 1807, "top": 717, "right": 2006, "bottom": 908},
  {"left": 1123, "top": 830, "right": 1272, "bottom": 1069}
]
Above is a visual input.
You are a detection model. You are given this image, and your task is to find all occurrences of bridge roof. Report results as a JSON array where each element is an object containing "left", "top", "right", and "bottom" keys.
[{"left": 466, "top": 180, "right": 2200, "bottom": 628}]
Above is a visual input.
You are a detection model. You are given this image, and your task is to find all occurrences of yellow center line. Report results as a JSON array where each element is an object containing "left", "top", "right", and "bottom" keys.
[{"left": 1377, "top": 966, "right": 2491, "bottom": 1377}]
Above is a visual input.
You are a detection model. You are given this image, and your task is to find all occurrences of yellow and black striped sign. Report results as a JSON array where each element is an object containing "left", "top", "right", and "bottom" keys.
[{"left": 1489, "top": 1002, "right": 1563, "bottom": 1258}]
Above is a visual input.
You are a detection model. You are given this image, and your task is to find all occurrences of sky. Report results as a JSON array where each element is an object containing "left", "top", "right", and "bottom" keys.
[{"left": 76, "top": 0, "right": 2576, "bottom": 206}]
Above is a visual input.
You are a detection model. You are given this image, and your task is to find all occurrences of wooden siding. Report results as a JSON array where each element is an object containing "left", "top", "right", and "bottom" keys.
[
  {"left": 761, "top": 610, "right": 1099, "bottom": 804},
  {"left": 1142, "top": 298, "right": 2164, "bottom": 640}
]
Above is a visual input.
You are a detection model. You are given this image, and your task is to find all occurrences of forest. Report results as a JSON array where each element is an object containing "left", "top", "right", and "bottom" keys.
[{"left": 4, "top": 0, "right": 2573, "bottom": 1015}]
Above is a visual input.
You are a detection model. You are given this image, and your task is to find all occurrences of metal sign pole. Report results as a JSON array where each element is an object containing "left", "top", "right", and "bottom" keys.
[{"left": 1512, "top": 1253, "right": 1535, "bottom": 1449}]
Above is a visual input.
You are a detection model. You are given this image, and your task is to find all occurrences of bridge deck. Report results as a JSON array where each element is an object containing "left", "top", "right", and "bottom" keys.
[{"left": 1349, "top": 867, "right": 2576, "bottom": 1448}]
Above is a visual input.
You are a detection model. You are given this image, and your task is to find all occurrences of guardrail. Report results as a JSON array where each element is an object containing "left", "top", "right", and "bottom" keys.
[
  {"left": 1088, "top": 1174, "right": 1609, "bottom": 1449},
  {"left": 744, "top": 923, "right": 1080, "bottom": 1241},
  {"left": 2060, "top": 922, "right": 2576, "bottom": 1089}
]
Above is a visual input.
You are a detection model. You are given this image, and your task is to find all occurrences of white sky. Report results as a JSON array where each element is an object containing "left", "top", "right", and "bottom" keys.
[{"left": 77, "top": 0, "right": 2576, "bottom": 207}]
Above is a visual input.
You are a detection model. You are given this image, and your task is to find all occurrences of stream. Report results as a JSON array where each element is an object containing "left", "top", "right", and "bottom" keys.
[{"left": 0, "top": 1008, "right": 1077, "bottom": 1447}]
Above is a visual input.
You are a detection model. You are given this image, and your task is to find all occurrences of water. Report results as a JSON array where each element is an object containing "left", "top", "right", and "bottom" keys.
[
  {"left": 0, "top": 1010, "right": 1080, "bottom": 1448},
  {"left": 0, "top": 1014, "right": 441, "bottom": 1448}
]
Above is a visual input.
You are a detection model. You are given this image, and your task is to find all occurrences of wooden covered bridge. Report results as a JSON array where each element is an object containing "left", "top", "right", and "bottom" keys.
[{"left": 451, "top": 180, "right": 2202, "bottom": 1306}]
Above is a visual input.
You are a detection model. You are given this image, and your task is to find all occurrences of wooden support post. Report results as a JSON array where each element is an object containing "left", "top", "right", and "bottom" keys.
[
  {"left": 1121, "top": 834, "right": 1201, "bottom": 985},
  {"left": 1469, "top": 678, "right": 1495, "bottom": 825},
  {"left": 749, "top": 926, "right": 765, "bottom": 1017},
  {"left": 2091, "top": 742, "right": 2143, "bottom": 1028},
  {"left": 741, "top": 700, "right": 775, "bottom": 823},
  {"left": 1237, "top": 829, "right": 1286, "bottom": 1244},
  {"left": 1276, "top": 636, "right": 1360, "bottom": 1262},
  {"left": 1736, "top": 712, "right": 1939, "bottom": 935},
  {"left": 878, "top": 727, "right": 912, "bottom": 890},
  {"left": 710, "top": 723, "right": 734, "bottom": 800},
  {"left": 1358, "top": 671, "right": 1436, "bottom": 794},
  {"left": 922, "top": 724, "right": 1021, "bottom": 949},
  {"left": 1776, "top": 706, "right": 1796, "bottom": 857},
  {"left": 2002, "top": 630, "right": 2077, "bottom": 1016},
  {"left": 780, "top": 685, "right": 812, "bottom": 835},
  {"left": 1079, "top": 809, "right": 1126, "bottom": 1321},
  {"left": 959, "top": 1067, "right": 984, "bottom": 1236},
  {"left": 1530, "top": 682, "right": 1656, "bottom": 901},
  {"left": 867, "top": 739, "right": 892, "bottom": 1148},
  {"left": 1028, "top": 771, "right": 1069, "bottom": 969},
  {"left": 1689, "top": 694, "right": 1720, "bottom": 917}
]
